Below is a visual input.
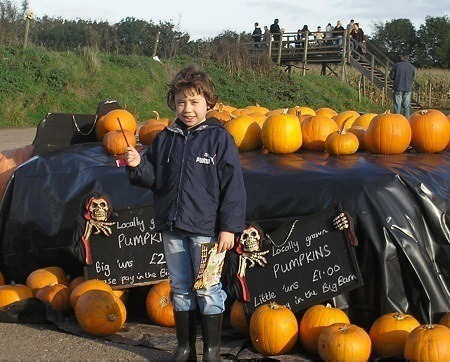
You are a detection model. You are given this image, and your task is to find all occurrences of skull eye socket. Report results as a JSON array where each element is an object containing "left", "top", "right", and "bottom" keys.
[
  {"left": 241, "top": 233, "right": 249, "bottom": 240},
  {"left": 99, "top": 202, "right": 107, "bottom": 208},
  {"left": 250, "top": 231, "right": 257, "bottom": 237}
]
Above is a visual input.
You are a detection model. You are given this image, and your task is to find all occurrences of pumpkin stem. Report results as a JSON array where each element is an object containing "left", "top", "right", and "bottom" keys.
[
  {"left": 393, "top": 312, "right": 406, "bottom": 321},
  {"left": 337, "top": 324, "right": 350, "bottom": 332},
  {"left": 339, "top": 116, "right": 353, "bottom": 134},
  {"left": 424, "top": 324, "right": 435, "bottom": 330},
  {"left": 153, "top": 110, "right": 160, "bottom": 120},
  {"left": 107, "top": 313, "right": 118, "bottom": 322},
  {"left": 269, "top": 301, "right": 280, "bottom": 310},
  {"left": 159, "top": 296, "right": 170, "bottom": 307},
  {"left": 281, "top": 108, "right": 289, "bottom": 115}
]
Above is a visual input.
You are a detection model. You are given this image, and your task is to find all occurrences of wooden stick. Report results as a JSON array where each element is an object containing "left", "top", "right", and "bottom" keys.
[{"left": 117, "top": 117, "right": 130, "bottom": 147}]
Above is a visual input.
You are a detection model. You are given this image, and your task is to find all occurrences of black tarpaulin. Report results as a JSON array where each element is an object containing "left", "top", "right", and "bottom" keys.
[{"left": 0, "top": 143, "right": 449, "bottom": 328}]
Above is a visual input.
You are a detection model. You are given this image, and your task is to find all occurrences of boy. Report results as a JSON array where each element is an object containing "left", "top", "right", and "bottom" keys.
[{"left": 124, "top": 65, "right": 246, "bottom": 361}]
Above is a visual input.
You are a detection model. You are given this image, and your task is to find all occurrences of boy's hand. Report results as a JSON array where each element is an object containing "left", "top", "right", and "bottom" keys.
[
  {"left": 217, "top": 231, "right": 235, "bottom": 253},
  {"left": 124, "top": 146, "right": 141, "bottom": 167}
]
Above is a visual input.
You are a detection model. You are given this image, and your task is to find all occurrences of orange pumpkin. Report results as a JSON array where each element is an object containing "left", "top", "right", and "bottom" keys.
[
  {"left": 75, "top": 289, "right": 126, "bottom": 337},
  {"left": 249, "top": 302, "right": 298, "bottom": 356},
  {"left": 315, "top": 107, "right": 338, "bottom": 119},
  {"left": 318, "top": 323, "right": 372, "bottom": 362},
  {"left": 70, "top": 279, "right": 114, "bottom": 309},
  {"left": 348, "top": 126, "right": 367, "bottom": 151},
  {"left": 112, "top": 288, "right": 129, "bottom": 305},
  {"left": 288, "top": 106, "right": 316, "bottom": 117},
  {"left": 299, "top": 303, "right": 350, "bottom": 355},
  {"left": 231, "top": 108, "right": 253, "bottom": 118},
  {"left": 95, "top": 109, "right": 137, "bottom": 141},
  {"left": 0, "top": 272, "right": 4, "bottom": 286},
  {"left": 103, "top": 129, "right": 137, "bottom": 155},
  {"left": 224, "top": 114, "right": 262, "bottom": 152},
  {"left": 0, "top": 283, "right": 33, "bottom": 308},
  {"left": 245, "top": 104, "right": 270, "bottom": 115},
  {"left": 262, "top": 111, "right": 302, "bottom": 154},
  {"left": 207, "top": 103, "right": 232, "bottom": 124},
  {"left": 139, "top": 120, "right": 167, "bottom": 145},
  {"left": 68, "top": 275, "right": 85, "bottom": 294},
  {"left": 333, "top": 110, "right": 360, "bottom": 129},
  {"left": 353, "top": 113, "right": 377, "bottom": 129},
  {"left": 247, "top": 112, "right": 267, "bottom": 128},
  {"left": 230, "top": 300, "right": 250, "bottom": 336},
  {"left": 409, "top": 109, "right": 450, "bottom": 153},
  {"left": 369, "top": 312, "right": 420, "bottom": 358},
  {"left": 325, "top": 118, "right": 359, "bottom": 155},
  {"left": 404, "top": 324, "right": 450, "bottom": 362},
  {"left": 364, "top": 111, "right": 412, "bottom": 154},
  {"left": 146, "top": 280, "right": 175, "bottom": 327},
  {"left": 301, "top": 115, "right": 338, "bottom": 151},
  {"left": 35, "top": 283, "right": 71, "bottom": 315},
  {"left": 26, "top": 266, "right": 69, "bottom": 295}
]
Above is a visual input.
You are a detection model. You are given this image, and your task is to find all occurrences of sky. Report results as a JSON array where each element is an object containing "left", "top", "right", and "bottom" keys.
[{"left": 23, "top": 0, "right": 449, "bottom": 41}]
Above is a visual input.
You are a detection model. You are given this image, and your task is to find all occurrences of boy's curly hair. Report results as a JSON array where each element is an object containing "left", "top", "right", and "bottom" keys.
[{"left": 167, "top": 65, "right": 218, "bottom": 111}]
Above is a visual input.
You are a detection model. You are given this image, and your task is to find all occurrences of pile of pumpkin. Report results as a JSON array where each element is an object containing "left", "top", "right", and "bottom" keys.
[
  {"left": 96, "top": 105, "right": 450, "bottom": 157},
  {"left": 230, "top": 299, "right": 450, "bottom": 361},
  {"left": 0, "top": 267, "right": 173, "bottom": 337}
]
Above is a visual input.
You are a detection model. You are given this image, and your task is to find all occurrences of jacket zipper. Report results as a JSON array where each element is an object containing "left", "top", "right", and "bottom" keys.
[{"left": 171, "top": 130, "right": 189, "bottom": 229}]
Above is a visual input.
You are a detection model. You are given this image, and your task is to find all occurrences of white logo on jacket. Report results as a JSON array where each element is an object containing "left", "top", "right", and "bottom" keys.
[{"left": 196, "top": 153, "right": 216, "bottom": 165}]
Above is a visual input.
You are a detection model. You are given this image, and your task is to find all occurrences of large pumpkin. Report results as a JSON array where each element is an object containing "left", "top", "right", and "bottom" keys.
[
  {"left": 409, "top": 109, "right": 450, "bottom": 153},
  {"left": 299, "top": 303, "right": 350, "bottom": 355},
  {"left": 224, "top": 114, "right": 262, "bottom": 152},
  {"left": 364, "top": 111, "right": 412, "bottom": 154},
  {"left": 26, "top": 266, "right": 70, "bottom": 295},
  {"left": 70, "top": 279, "right": 114, "bottom": 309},
  {"left": 318, "top": 323, "right": 372, "bottom": 362},
  {"left": 369, "top": 312, "right": 420, "bottom": 358},
  {"left": 301, "top": 115, "right": 338, "bottom": 151},
  {"left": 75, "top": 289, "right": 127, "bottom": 337},
  {"left": 103, "top": 129, "right": 137, "bottom": 155},
  {"left": 404, "top": 324, "right": 450, "bottom": 362},
  {"left": 0, "top": 283, "right": 33, "bottom": 308},
  {"left": 35, "top": 283, "right": 71, "bottom": 315},
  {"left": 145, "top": 280, "right": 175, "bottom": 327},
  {"left": 95, "top": 109, "right": 137, "bottom": 141},
  {"left": 262, "top": 111, "right": 302, "bottom": 154},
  {"left": 230, "top": 300, "right": 250, "bottom": 336},
  {"left": 249, "top": 302, "right": 298, "bottom": 356}
]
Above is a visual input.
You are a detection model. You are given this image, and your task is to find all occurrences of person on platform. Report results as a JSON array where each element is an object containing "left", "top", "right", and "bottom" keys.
[
  {"left": 270, "top": 18, "right": 281, "bottom": 48},
  {"left": 334, "top": 20, "right": 345, "bottom": 47},
  {"left": 349, "top": 22, "right": 365, "bottom": 59},
  {"left": 124, "top": 65, "right": 247, "bottom": 361},
  {"left": 389, "top": 53, "right": 415, "bottom": 119},
  {"left": 252, "top": 22, "right": 262, "bottom": 51}
]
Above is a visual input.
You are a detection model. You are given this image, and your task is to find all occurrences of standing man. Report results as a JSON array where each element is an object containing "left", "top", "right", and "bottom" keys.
[
  {"left": 270, "top": 18, "right": 281, "bottom": 48},
  {"left": 389, "top": 53, "right": 415, "bottom": 119},
  {"left": 252, "top": 22, "right": 262, "bottom": 52}
]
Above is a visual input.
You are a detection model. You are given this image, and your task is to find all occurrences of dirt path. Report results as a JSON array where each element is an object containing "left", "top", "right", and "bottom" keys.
[{"left": 0, "top": 127, "right": 37, "bottom": 152}]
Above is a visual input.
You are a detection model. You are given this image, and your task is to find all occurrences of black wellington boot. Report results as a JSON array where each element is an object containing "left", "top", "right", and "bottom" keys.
[
  {"left": 171, "top": 310, "right": 197, "bottom": 361},
  {"left": 201, "top": 313, "right": 223, "bottom": 362}
]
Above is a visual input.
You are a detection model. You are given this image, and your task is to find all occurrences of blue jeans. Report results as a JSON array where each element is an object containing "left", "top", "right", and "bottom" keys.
[
  {"left": 393, "top": 91, "right": 412, "bottom": 119},
  {"left": 162, "top": 230, "right": 227, "bottom": 315}
]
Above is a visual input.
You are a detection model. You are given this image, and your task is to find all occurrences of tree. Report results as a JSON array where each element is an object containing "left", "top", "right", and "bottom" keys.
[{"left": 416, "top": 16, "right": 450, "bottom": 68}]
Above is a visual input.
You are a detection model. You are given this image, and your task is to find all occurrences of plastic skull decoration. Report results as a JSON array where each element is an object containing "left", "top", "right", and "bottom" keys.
[
  {"left": 239, "top": 224, "right": 262, "bottom": 252},
  {"left": 87, "top": 196, "right": 111, "bottom": 221}
]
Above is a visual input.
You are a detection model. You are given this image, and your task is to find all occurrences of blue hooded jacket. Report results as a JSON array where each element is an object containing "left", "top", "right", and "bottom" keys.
[{"left": 127, "top": 117, "right": 247, "bottom": 236}]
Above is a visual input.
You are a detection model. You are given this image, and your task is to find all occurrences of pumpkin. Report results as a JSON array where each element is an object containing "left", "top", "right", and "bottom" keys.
[
  {"left": 247, "top": 112, "right": 267, "bottom": 128},
  {"left": 68, "top": 275, "right": 85, "bottom": 294},
  {"left": 333, "top": 110, "right": 360, "bottom": 129},
  {"left": 35, "top": 283, "right": 71, "bottom": 315},
  {"left": 26, "top": 266, "right": 69, "bottom": 295},
  {"left": 70, "top": 279, "right": 114, "bottom": 309},
  {"left": 75, "top": 289, "right": 126, "bottom": 337},
  {"left": 262, "top": 110, "right": 302, "bottom": 154},
  {"left": 146, "top": 280, "right": 175, "bottom": 327},
  {"left": 369, "top": 312, "right": 420, "bottom": 358},
  {"left": 404, "top": 324, "right": 450, "bottom": 362},
  {"left": 138, "top": 120, "right": 167, "bottom": 145},
  {"left": 103, "top": 129, "right": 137, "bottom": 155},
  {"left": 299, "top": 303, "right": 350, "bottom": 355},
  {"left": 224, "top": 114, "right": 262, "bottom": 152},
  {"left": 0, "top": 272, "right": 4, "bottom": 286},
  {"left": 95, "top": 109, "right": 137, "bottom": 141},
  {"left": 245, "top": 104, "right": 270, "bottom": 115},
  {"left": 231, "top": 108, "right": 253, "bottom": 117},
  {"left": 439, "top": 311, "right": 450, "bottom": 328},
  {"left": 353, "top": 113, "right": 377, "bottom": 129},
  {"left": 0, "top": 283, "right": 33, "bottom": 308},
  {"left": 318, "top": 323, "right": 372, "bottom": 362},
  {"left": 315, "top": 107, "right": 338, "bottom": 119},
  {"left": 249, "top": 302, "right": 298, "bottom": 356},
  {"left": 265, "top": 108, "right": 286, "bottom": 117},
  {"left": 325, "top": 118, "right": 359, "bottom": 155},
  {"left": 288, "top": 106, "right": 316, "bottom": 117},
  {"left": 348, "top": 126, "right": 367, "bottom": 151},
  {"left": 112, "top": 288, "right": 129, "bottom": 305},
  {"left": 364, "top": 110, "right": 412, "bottom": 154},
  {"left": 206, "top": 103, "right": 231, "bottom": 124},
  {"left": 301, "top": 115, "right": 338, "bottom": 151},
  {"left": 409, "top": 109, "right": 450, "bottom": 153},
  {"left": 230, "top": 300, "right": 250, "bottom": 336}
]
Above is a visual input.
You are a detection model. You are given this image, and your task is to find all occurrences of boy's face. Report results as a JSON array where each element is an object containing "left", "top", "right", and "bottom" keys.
[{"left": 175, "top": 88, "right": 208, "bottom": 128}]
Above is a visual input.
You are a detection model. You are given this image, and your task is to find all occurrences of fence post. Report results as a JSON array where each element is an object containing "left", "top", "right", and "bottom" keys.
[
  {"left": 302, "top": 31, "right": 309, "bottom": 76},
  {"left": 277, "top": 34, "right": 283, "bottom": 66}
]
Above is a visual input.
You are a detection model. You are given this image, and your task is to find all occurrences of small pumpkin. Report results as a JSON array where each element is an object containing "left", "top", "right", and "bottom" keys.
[
  {"left": 409, "top": 109, "right": 450, "bottom": 153},
  {"left": 138, "top": 119, "right": 167, "bottom": 145},
  {"left": 249, "top": 302, "right": 298, "bottom": 356},
  {"left": 245, "top": 104, "right": 270, "bottom": 115},
  {"left": 262, "top": 110, "right": 302, "bottom": 154},
  {"left": 206, "top": 103, "right": 231, "bottom": 123},
  {"left": 0, "top": 283, "right": 33, "bottom": 309},
  {"left": 70, "top": 279, "right": 114, "bottom": 309},
  {"left": 318, "top": 323, "right": 372, "bottom": 362},
  {"left": 301, "top": 115, "right": 338, "bottom": 151},
  {"left": 299, "top": 303, "right": 350, "bottom": 355},
  {"left": 325, "top": 118, "right": 359, "bottom": 155},
  {"left": 145, "top": 280, "right": 175, "bottom": 327},
  {"left": 103, "top": 129, "right": 137, "bottom": 155},
  {"left": 315, "top": 107, "right": 338, "bottom": 119},
  {"left": 75, "top": 289, "right": 127, "bottom": 337},
  {"left": 95, "top": 109, "right": 137, "bottom": 141},
  {"left": 404, "top": 324, "right": 450, "bottom": 362},
  {"left": 224, "top": 114, "right": 262, "bottom": 152},
  {"left": 35, "top": 283, "right": 71, "bottom": 315},
  {"left": 369, "top": 312, "right": 420, "bottom": 358},
  {"left": 26, "top": 266, "right": 70, "bottom": 295},
  {"left": 230, "top": 300, "right": 250, "bottom": 336}
]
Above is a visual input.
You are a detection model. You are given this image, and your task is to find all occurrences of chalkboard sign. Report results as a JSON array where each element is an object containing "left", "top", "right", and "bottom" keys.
[
  {"left": 84, "top": 205, "right": 169, "bottom": 288},
  {"left": 244, "top": 205, "right": 363, "bottom": 313}
]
